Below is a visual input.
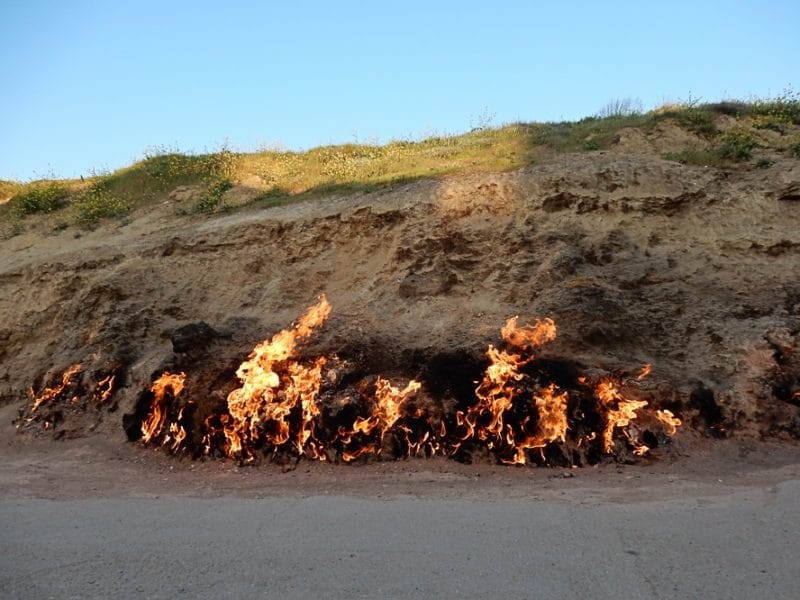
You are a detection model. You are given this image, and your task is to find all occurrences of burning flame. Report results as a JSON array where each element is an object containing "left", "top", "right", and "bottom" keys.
[
  {"left": 140, "top": 372, "right": 186, "bottom": 444},
  {"left": 30, "top": 364, "right": 81, "bottom": 414},
  {"left": 135, "top": 297, "right": 682, "bottom": 466},
  {"left": 595, "top": 379, "right": 649, "bottom": 454},
  {"left": 655, "top": 409, "right": 682, "bottom": 436},
  {"left": 220, "top": 295, "right": 331, "bottom": 460},
  {"left": 338, "top": 378, "right": 423, "bottom": 462},
  {"left": 93, "top": 372, "right": 116, "bottom": 405}
]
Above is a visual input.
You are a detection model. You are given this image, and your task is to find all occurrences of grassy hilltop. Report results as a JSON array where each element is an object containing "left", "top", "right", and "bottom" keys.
[{"left": 2, "top": 94, "right": 799, "bottom": 234}]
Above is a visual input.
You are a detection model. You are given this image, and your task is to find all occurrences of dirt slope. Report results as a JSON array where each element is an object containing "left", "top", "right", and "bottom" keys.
[{"left": 1, "top": 151, "right": 799, "bottom": 446}]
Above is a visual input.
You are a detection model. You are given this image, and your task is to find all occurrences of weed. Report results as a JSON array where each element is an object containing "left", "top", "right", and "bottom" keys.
[
  {"left": 663, "top": 149, "right": 723, "bottom": 166},
  {"left": 74, "top": 178, "right": 129, "bottom": 226},
  {"left": 193, "top": 179, "right": 233, "bottom": 214},
  {"left": 199, "top": 147, "right": 241, "bottom": 182},
  {"left": 755, "top": 157, "right": 773, "bottom": 169},
  {"left": 673, "top": 108, "right": 717, "bottom": 135},
  {"left": 11, "top": 181, "right": 70, "bottom": 216},
  {"left": 750, "top": 87, "right": 800, "bottom": 126},
  {"left": 704, "top": 101, "right": 749, "bottom": 116},
  {"left": 718, "top": 129, "right": 757, "bottom": 161},
  {"left": 596, "top": 97, "right": 642, "bottom": 118}
]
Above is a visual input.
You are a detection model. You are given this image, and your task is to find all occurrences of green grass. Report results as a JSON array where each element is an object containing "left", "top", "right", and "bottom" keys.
[
  {"left": 73, "top": 177, "right": 130, "bottom": 226},
  {"left": 2, "top": 92, "right": 799, "bottom": 228},
  {"left": 10, "top": 180, "right": 70, "bottom": 216}
]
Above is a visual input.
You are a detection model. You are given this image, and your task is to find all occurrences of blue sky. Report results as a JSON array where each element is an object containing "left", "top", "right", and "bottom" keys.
[{"left": 1, "top": 0, "right": 798, "bottom": 180}]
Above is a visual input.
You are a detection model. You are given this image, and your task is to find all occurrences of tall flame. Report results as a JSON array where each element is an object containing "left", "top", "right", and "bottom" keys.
[
  {"left": 141, "top": 372, "right": 186, "bottom": 444},
  {"left": 222, "top": 295, "right": 331, "bottom": 460},
  {"left": 595, "top": 379, "right": 649, "bottom": 454}
]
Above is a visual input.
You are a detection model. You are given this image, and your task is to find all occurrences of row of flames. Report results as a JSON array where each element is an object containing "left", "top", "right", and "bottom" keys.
[{"left": 136, "top": 295, "right": 682, "bottom": 465}]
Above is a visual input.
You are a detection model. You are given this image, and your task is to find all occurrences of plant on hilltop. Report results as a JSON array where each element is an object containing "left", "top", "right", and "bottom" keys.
[
  {"left": 596, "top": 97, "right": 643, "bottom": 118},
  {"left": 73, "top": 177, "right": 129, "bottom": 226},
  {"left": 718, "top": 129, "right": 757, "bottom": 161},
  {"left": 11, "top": 180, "right": 70, "bottom": 216}
]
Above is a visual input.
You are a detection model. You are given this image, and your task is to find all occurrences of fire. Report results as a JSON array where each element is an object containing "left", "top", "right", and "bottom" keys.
[
  {"left": 655, "top": 409, "right": 682, "bottom": 435},
  {"left": 220, "top": 295, "right": 331, "bottom": 460},
  {"left": 595, "top": 379, "right": 649, "bottom": 454},
  {"left": 338, "top": 378, "right": 423, "bottom": 462},
  {"left": 17, "top": 362, "right": 121, "bottom": 436},
  {"left": 140, "top": 372, "right": 186, "bottom": 444},
  {"left": 501, "top": 316, "right": 557, "bottom": 349},
  {"left": 134, "top": 297, "right": 682, "bottom": 466},
  {"left": 93, "top": 372, "right": 116, "bottom": 405},
  {"left": 30, "top": 364, "right": 81, "bottom": 414}
]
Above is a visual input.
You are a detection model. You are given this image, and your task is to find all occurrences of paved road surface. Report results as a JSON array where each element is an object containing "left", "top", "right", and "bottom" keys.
[{"left": 2, "top": 481, "right": 798, "bottom": 599}]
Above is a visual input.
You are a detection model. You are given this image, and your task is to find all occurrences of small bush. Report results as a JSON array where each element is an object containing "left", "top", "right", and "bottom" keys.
[
  {"left": 705, "top": 101, "right": 750, "bottom": 116},
  {"left": 193, "top": 179, "right": 233, "bottom": 214},
  {"left": 718, "top": 129, "right": 757, "bottom": 161},
  {"left": 750, "top": 88, "right": 800, "bottom": 126},
  {"left": 198, "top": 148, "right": 241, "bottom": 182},
  {"left": 663, "top": 149, "right": 723, "bottom": 166},
  {"left": 597, "top": 98, "right": 642, "bottom": 118},
  {"left": 12, "top": 181, "right": 70, "bottom": 216},
  {"left": 674, "top": 108, "right": 717, "bottom": 135},
  {"left": 141, "top": 146, "right": 242, "bottom": 188},
  {"left": 755, "top": 157, "right": 773, "bottom": 169},
  {"left": 74, "top": 178, "right": 129, "bottom": 225}
]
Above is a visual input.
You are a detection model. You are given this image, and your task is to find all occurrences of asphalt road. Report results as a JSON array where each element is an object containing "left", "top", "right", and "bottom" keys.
[{"left": 1, "top": 481, "right": 798, "bottom": 600}]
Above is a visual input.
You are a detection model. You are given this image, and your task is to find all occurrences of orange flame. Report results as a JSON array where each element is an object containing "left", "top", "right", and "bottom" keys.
[
  {"left": 93, "top": 373, "right": 116, "bottom": 405},
  {"left": 30, "top": 364, "right": 81, "bottom": 413},
  {"left": 222, "top": 295, "right": 331, "bottom": 459},
  {"left": 655, "top": 409, "right": 682, "bottom": 436},
  {"left": 141, "top": 372, "right": 186, "bottom": 444},
  {"left": 596, "top": 379, "right": 649, "bottom": 454},
  {"left": 504, "top": 384, "right": 569, "bottom": 465},
  {"left": 501, "top": 316, "right": 557, "bottom": 349},
  {"left": 340, "top": 377, "right": 422, "bottom": 461}
]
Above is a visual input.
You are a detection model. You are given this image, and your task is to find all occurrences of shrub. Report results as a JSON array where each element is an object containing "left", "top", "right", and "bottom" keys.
[
  {"left": 718, "top": 129, "right": 757, "bottom": 161},
  {"left": 663, "top": 149, "right": 723, "bottom": 166},
  {"left": 755, "top": 157, "right": 773, "bottom": 169},
  {"left": 193, "top": 178, "right": 233, "bottom": 214},
  {"left": 198, "top": 148, "right": 241, "bottom": 182},
  {"left": 750, "top": 88, "right": 800, "bottom": 126},
  {"left": 12, "top": 181, "right": 70, "bottom": 216},
  {"left": 596, "top": 98, "right": 642, "bottom": 118},
  {"left": 674, "top": 108, "right": 717, "bottom": 135},
  {"left": 73, "top": 178, "right": 129, "bottom": 225},
  {"left": 705, "top": 101, "right": 750, "bottom": 116}
]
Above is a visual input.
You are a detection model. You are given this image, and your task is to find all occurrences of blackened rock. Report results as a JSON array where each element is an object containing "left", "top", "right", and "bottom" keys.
[{"left": 171, "top": 322, "right": 219, "bottom": 354}]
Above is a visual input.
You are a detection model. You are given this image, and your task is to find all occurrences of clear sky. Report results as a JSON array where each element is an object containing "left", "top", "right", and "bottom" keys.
[{"left": 1, "top": 0, "right": 798, "bottom": 181}]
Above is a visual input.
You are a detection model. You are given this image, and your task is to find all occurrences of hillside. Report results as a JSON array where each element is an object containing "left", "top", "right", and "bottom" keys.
[{"left": 1, "top": 101, "right": 800, "bottom": 467}]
